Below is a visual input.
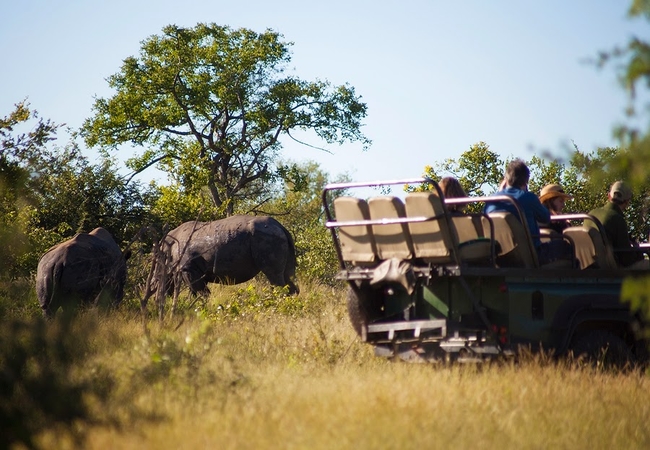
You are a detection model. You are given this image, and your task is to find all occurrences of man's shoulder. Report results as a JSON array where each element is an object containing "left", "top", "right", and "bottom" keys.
[
  {"left": 520, "top": 191, "right": 540, "bottom": 201},
  {"left": 589, "top": 203, "right": 624, "bottom": 226},
  {"left": 589, "top": 202, "right": 611, "bottom": 213},
  {"left": 588, "top": 205, "right": 605, "bottom": 215},
  {"left": 515, "top": 190, "right": 543, "bottom": 207}
]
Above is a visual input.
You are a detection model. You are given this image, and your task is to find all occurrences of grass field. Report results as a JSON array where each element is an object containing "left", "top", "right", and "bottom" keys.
[{"left": 4, "top": 280, "right": 650, "bottom": 450}]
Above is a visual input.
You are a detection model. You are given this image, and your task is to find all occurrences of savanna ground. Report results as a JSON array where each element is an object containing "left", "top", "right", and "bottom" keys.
[{"left": 3, "top": 278, "right": 650, "bottom": 450}]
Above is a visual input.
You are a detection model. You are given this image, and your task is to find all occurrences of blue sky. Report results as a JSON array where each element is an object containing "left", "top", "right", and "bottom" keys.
[{"left": 1, "top": 1, "right": 645, "bottom": 185}]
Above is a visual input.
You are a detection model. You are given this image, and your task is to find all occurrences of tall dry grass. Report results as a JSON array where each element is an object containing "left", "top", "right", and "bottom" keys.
[{"left": 19, "top": 280, "right": 650, "bottom": 449}]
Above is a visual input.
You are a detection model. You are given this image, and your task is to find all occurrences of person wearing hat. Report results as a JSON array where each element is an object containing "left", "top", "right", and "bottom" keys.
[
  {"left": 588, "top": 180, "right": 645, "bottom": 268},
  {"left": 539, "top": 184, "right": 573, "bottom": 234}
]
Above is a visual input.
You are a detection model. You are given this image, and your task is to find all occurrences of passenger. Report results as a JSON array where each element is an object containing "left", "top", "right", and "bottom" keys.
[
  {"left": 588, "top": 181, "right": 648, "bottom": 268},
  {"left": 484, "top": 159, "right": 571, "bottom": 264},
  {"left": 539, "top": 183, "right": 572, "bottom": 233},
  {"left": 439, "top": 176, "right": 485, "bottom": 240},
  {"left": 439, "top": 176, "right": 466, "bottom": 213}
]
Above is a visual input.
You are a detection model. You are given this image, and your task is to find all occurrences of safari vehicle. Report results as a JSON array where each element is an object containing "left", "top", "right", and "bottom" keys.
[{"left": 322, "top": 178, "right": 649, "bottom": 364}]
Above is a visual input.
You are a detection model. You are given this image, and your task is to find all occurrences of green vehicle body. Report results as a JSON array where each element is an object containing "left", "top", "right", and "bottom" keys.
[{"left": 323, "top": 178, "right": 648, "bottom": 363}]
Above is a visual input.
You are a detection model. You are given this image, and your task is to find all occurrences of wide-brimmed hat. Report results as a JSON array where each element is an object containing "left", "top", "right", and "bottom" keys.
[
  {"left": 539, "top": 184, "right": 572, "bottom": 203},
  {"left": 609, "top": 180, "right": 633, "bottom": 202}
]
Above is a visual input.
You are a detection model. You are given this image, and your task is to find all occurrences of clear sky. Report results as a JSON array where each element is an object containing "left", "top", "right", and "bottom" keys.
[{"left": 1, "top": 1, "right": 646, "bottom": 185}]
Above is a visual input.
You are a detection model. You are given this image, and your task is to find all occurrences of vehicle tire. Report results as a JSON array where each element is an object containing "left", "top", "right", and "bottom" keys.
[
  {"left": 346, "top": 285, "right": 380, "bottom": 337},
  {"left": 570, "top": 330, "right": 634, "bottom": 369}
]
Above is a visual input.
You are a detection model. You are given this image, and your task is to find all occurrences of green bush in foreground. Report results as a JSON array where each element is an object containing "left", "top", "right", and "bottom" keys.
[{"left": 0, "top": 315, "right": 114, "bottom": 450}]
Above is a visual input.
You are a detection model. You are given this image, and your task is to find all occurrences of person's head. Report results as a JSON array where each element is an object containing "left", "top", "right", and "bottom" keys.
[
  {"left": 608, "top": 180, "right": 633, "bottom": 209},
  {"left": 539, "top": 183, "right": 572, "bottom": 215},
  {"left": 438, "top": 177, "right": 466, "bottom": 212},
  {"left": 504, "top": 159, "right": 530, "bottom": 189},
  {"left": 439, "top": 177, "right": 466, "bottom": 198}
]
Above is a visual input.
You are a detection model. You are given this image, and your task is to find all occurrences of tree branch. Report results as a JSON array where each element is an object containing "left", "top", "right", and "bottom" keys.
[
  {"left": 285, "top": 130, "right": 333, "bottom": 154},
  {"left": 123, "top": 153, "right": 181, "bottom": 185}
]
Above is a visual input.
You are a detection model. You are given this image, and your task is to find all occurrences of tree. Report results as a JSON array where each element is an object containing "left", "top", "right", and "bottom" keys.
[
  {"left": 1, "top": 102, "right": 150, "bottom": 278},
  {"left": 82, "top": 23, "right": 370, "bottom": 216},
  {"left": 595, "top": 1, "right": 650, "bottom": 188},
  {"left": 406, "top": 142, "right": 506, "bottom": 213},
  {"left": 1, "top": 102, "right": 60, "bottom": 277},
  {"left": 29, "top": 147, "right": 152, "bottom": 243}
]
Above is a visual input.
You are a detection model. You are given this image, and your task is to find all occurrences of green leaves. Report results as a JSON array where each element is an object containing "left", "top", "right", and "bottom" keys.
[
  {"left": 1, "top": 103, "right": 152, "bottom": 278},
  {"left": 410, "top": 141, "right": 505, "bottom": 197},
  {"left": 0, "top": 315, "right": 117, "bottom": 450},
  {"left": 594, "top": 4, "right": 650, "bottom": 189},
  {"left": 82, "top": 23, "right": 368, "bottom": 215},
  {"left": 416, "top": 140, "right": 650, "bottom": 242}
]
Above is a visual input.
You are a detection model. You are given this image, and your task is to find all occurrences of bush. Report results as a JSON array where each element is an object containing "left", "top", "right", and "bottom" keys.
[{"left": 0, "top": 315, "right": 115, "bottom": 449}]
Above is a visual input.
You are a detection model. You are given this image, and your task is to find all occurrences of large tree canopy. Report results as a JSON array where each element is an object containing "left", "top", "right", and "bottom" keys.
[{"left": 82, "top": 23, "right": 370, "bottom": 216}]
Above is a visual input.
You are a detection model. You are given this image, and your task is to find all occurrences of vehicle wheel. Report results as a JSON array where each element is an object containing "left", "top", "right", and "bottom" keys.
[
  {"left": 570, "top": 330, "right": 634, "bottom": 369},
  {"left": 346, "top": 285, "right": 380, "bottom": 337}
]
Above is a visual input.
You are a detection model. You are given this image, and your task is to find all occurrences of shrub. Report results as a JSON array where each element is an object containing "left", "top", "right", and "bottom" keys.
[{"left": 0, "top": 315, "right": 115, "bottom": 449}]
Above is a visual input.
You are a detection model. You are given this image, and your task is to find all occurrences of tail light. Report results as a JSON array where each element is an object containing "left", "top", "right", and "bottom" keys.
[{"left": 491, "top": 324, "right": 508, "bottom": 344}]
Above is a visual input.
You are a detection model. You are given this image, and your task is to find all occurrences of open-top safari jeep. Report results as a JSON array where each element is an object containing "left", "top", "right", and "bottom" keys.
[{"left": 323, "top": 178, "right": 650, "bottom": 364}]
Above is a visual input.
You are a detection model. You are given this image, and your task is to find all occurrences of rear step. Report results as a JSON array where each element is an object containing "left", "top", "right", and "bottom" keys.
[
  {"left": 365, "top": 319, "right": 447, "bottom": 343},
  {"left": 366, "top": 320, "right": 506, "bottom": 360}
]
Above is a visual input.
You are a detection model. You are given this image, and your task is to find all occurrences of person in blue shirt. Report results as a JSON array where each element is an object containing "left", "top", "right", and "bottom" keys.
[{"left": 485, "top": 159, "right": 570, "bottom": 265}]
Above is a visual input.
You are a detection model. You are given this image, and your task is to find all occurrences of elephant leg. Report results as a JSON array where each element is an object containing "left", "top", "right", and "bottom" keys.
[
  {"left": 261, "top": 269, "right": 284, "bottom": 287},
  {"left": 182, "top": 257, "right": 211, "bottom": 296},
  {"left": 261, "top": 269, "right": 298, "bottom": 295},
  {"left": 282, "top": 261, "right": 299, "bottom": 295},
  {"left": 283, "top": 270, "right": 299, "bottom": 294},
  {"left": 182, "top": 270, "right": 209, "bottom": 295},
  {"left": 42, "top": 305, "right": 55, "bottom": 319},
  {"left": 286, "top": 280, "right": 299, "bottom": 295},
  {"left": 253, "top": 234, "right": 298, "bottom": 295}
]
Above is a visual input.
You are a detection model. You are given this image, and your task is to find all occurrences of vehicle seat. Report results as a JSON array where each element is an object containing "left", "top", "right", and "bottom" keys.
[
  {"left": 483, "top": 212, "right": 538, "bottom": 268},
  {"left": 584, "top": 226, "right": 617, "bottom": 269},
  {"left": 405, "top": 192, "right": 492, "bottom": 264},
  {"left": 562, "top": 226, "right": 597, "bottom": 269},
  {"left": 333, "top": 197, "right": 378, "bottom": 265},
  {"left": 453, "top": 215, "right": 485, "bottom": 242},
  {"left": 367, "top": 196, "right": 414, "bottom": 260}
]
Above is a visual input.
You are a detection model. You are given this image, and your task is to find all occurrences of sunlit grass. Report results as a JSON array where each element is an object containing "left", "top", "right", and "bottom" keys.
[
  {"left": 8, "top": 279, "right": 650, "bottom": 449},
  {"left": 81, "top": 352, "right": 650, "bottom": 450}
]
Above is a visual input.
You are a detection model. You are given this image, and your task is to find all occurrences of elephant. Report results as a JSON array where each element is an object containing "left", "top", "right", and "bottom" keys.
[
  {"left": 162, "top": 215, "right": 299, "bottom": 296},
  {"left": 35, "top": 227, "right": 130, "bottom": 317}
]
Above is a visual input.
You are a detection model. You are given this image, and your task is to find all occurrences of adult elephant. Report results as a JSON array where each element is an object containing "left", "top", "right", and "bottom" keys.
[
  {"left": 163, "top": 215, "right": 299, "bottom": 296},
  {"left": 36, "top": 227, "right": 130, "bottom": 317}
]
